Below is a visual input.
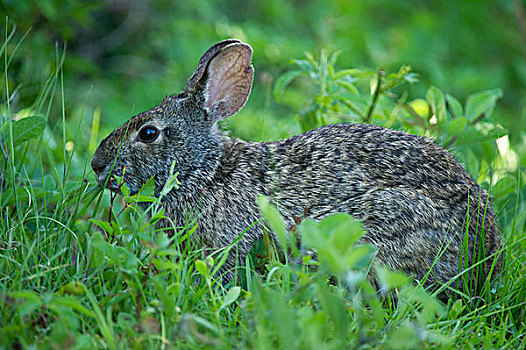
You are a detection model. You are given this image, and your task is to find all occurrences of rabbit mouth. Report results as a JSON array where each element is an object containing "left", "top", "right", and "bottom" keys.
[
  {"left": 95, "top": 172, "right": 130, "bottom": 193},
  {"left": 113, "top": 177, "right": 146, "bottom": 198},
  {"left": 93, "top": 164, "right": 143, "bottom": 196},
  {"left": 95, "top": 175, "right": 120, "bottom": 192}
]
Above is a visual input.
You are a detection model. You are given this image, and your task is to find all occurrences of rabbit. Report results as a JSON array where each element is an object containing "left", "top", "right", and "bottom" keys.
[{"left": 91, "top": 39, "right": 502, "bottom": 293}]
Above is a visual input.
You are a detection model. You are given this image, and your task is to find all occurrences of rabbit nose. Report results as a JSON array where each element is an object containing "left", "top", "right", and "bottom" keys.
[{"left": 91, "top": 154, "right": 105, "bottom": 175}]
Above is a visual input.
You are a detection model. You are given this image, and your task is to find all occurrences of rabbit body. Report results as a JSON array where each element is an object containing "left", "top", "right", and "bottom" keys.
[{"left": 92, "top": 40, "right": 501, "bottom": 288}]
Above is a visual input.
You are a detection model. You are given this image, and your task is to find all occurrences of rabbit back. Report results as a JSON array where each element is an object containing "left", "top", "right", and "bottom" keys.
[{"left": 267, "top": 123, "right": 501, "bottom": 287}]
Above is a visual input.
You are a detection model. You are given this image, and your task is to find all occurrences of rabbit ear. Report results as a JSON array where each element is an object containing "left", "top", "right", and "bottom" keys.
[
  {"left": 185, "top": 39, "right": 243, "bottom": 92},
  {"left": 184, "top": 40, "right": 254, "bottom": 120}
]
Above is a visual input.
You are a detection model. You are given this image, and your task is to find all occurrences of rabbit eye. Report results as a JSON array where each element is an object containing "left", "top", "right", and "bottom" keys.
[{"left": 138, "top": 126, "right": 159, "bottom": 143}]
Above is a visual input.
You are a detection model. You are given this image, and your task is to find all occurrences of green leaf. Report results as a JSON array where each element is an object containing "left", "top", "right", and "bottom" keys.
[
  {"left": 404, "top": 72, "right": 420, "bottom": 83},
  {"left": 120, "top": 182, "right": 130, "bottom": 197},
  {"left": 293, "top": 58, "right": 315, "bottom": 72},
  {"left": 50, "top": 296, "right": 95, "bottom": 318},
  {"left": 445, "top": 117, "right": 468, "bottom": 136},
  {"left": 408, "top": 99, "right": 429, "bottom": 118},
  {"left": 448, "top": 299, "right": 465, "bottom": 319},
  {"left": 59, "top": 281, "right": 87, "bottom": 296},
  {"left": 273, "top": 70, "right": 304, "bottom": 101},
  {"left": 446, "top": 94, "right": 463, "bottom": 118},
  {"left": 399, "top": 285, "right": 446, "bottom": 322},
  {"left": 219, "top": 286, "right": 241, "bottom": 312},
  {"left": 333, "top": 68, "right": 361, "bottom": 80},
  {"left": 377, "top": 266, "right": 410, "bottom": 290},
  {"left": 344, "top": 244, "right": 376, "bottom": 270},
  {"left": 180, "top": 314, "right": 219, "bottom": 337},
  {"left": 9, "top": 115, "right": 46, "bottom": 144},
  {"left": 160, "top": 162, "right": 180, "bottom": 198},
  {"left": 124, "top": 194, "right": 156, "bottom": 204},
  {"left": 317, "top": 283, "right": 348, "bottom": 337},
  {"left": 299, "top": 214, "right": 372, "bottom": 276},
  {"left": 493, "top": 175, "right": 517, "bottom": 198},
  {"left": 299, "top": 106, "right": 319, "bottom": 132},
  {"left": 139, "top": 176, "right": 156, "bottom": 197},
  {"left": 1, "top": 186, "right": 32, "bottom": 207},
  {"left": 89, "top": 232, "right": 138, "bottom": 274},
  {"left": 386, "top": 321, "right": 420, "bottom": 349},
  {"left": 465, "top": 88, "right": 503, "bottom": 122},
  {"left": 9, "top": 291, "right": 41, "bottom": 318},
  {"left": 156, "top": 230, "right": 170, "bottom": 249},
  {"left": 426, "top": 85, "right": 446, "bottom": 124},
  {"left": 328, "top": 49, "right": 342, "bottom": 67},
  {"left": 90, "top": 219, "right": 114, "bottom": 235},
  {"left": 337, "top": 80, "right": 358, "bottom": 95},
  {"left": 257, "top": 195, "right": 289, "bottom": 252},
  {"left": 195, "top": 260, "right": 208, "bottom": 277},
  {"left": 149, "top": 208, "right": 166, "bottom": 225},
  {"left": 151, "top": 277, "right": 175, "bottom": 316}
]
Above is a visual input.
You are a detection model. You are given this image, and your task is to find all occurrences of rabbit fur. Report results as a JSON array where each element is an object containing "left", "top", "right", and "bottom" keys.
[{"left": 92, "top": 39, "right": 502, "bottom": 291}]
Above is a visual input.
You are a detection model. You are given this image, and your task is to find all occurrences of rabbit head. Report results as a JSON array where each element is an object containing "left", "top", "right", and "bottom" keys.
[{"left": 91, "top": 39, "right": 254, "bottom": 195}]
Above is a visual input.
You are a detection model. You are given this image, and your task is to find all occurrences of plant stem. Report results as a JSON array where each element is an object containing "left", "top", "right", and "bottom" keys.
[{"left": 365, "top": 70, "right": 384, "bottom": 123}]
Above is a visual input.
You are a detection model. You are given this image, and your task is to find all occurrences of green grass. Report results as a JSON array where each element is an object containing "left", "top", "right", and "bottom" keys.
[{"left": 1, "top": 30, "right": 526, "bottom": 350}]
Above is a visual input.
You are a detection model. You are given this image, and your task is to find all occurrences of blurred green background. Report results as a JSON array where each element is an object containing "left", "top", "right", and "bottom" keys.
[{"left": 2, "top": 0, "right": 524, "bottom": 148}]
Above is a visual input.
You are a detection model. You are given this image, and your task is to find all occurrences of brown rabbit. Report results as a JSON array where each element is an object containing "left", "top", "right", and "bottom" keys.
[{"left": 91, "top": 39, "right": 502, "bottom": 292}]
